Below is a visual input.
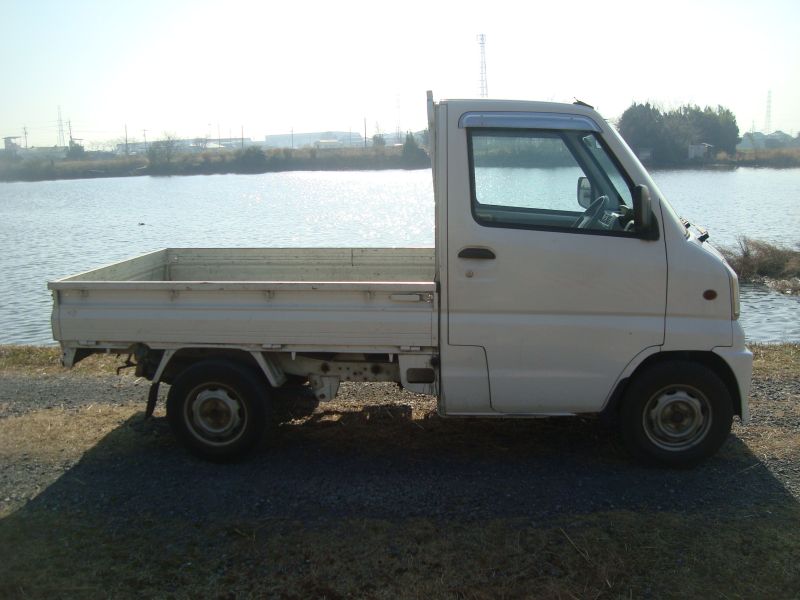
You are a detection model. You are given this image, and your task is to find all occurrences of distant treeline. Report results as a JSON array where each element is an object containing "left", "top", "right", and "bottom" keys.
[
  {"left": 0, "top": 136, "right": 430, "bottom": 183},
  {"left": 617, "top": 103, "right": 800, "bottom": 168},
  {"left": 472, "top": 136, "right": 576, "bottom": 168},
  {"left": 617, "top": 103, "right": 740, "bottom": 167}
]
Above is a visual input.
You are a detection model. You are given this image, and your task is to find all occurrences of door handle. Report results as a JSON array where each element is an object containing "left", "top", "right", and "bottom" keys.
[{"left": 458, "top": 247, "right": 496, "bottom": 260}]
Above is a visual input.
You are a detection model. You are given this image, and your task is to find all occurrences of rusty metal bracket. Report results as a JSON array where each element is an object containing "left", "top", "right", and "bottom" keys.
[{"left": 116, "top": 354, "right": 135, "bottom": 375}]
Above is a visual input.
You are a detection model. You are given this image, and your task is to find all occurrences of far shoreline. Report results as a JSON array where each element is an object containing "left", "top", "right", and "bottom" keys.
[
  {"left": 2, "top": 149, "right": 800, "bottom": 184},
  {"left": 0, "top": 145, "right": 432, "bottom": 184}
]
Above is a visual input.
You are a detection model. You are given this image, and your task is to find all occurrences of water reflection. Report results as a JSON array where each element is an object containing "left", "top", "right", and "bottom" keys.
[
  {"left": 739, "top": 284, "right": 800, "bottom": 343},
  {"left": 651, "top": 167, "right": 800, "bottom": 249}
]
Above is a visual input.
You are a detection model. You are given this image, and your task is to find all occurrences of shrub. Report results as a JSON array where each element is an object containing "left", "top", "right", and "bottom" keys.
[
  {"left": 721, "top": 237, "right": 800, "bottom": 280},
  {"left": 236, "top": 146, "right": 267, "bottom": 172}
]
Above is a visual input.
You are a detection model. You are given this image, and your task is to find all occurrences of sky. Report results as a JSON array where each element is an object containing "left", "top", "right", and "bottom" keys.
[{"left": 1, "top": 0, "right": 799, "bottom": 149}]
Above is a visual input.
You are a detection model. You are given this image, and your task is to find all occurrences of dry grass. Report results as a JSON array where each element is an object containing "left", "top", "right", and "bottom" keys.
[
  {"left": 739, "top": 426, "right": 800, "bottom": 462},
  {"left": 1, "top": 505, "right": 798, "bottom": 598},
  {"left": 0, "top": 404, "right": 140, "bottom": 461},
  {"left": 750, "top": 342, "right": 799, "bottom": 378},
  {"left": 733, "top": 147, "right": 800, "bottom": 168},
  {"left": 0, "top": 345, "right": 122, "bottom": 375},
  {"left": 721, "top": 237, "right": 800, "bottom": 285}
]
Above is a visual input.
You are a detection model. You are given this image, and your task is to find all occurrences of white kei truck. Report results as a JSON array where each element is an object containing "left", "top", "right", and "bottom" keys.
[{"left": 49, "top": 93, "right": 753, "bottom": 466}]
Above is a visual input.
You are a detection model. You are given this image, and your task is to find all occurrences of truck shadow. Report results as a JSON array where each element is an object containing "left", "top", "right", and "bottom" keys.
[
  {"left": 2, "top": 398, "right": 797, "bottom": 597},
  {"left": 10, "top": 399, "right": 799, "bottom": 524}
]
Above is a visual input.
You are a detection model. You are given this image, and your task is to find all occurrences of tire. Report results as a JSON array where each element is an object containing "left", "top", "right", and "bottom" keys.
[
  {"left": 166, "top": 360, "right": 270, "bottom": 461},
  {"left": 620, "top": 361, "right": 733, "bottom": 467}
]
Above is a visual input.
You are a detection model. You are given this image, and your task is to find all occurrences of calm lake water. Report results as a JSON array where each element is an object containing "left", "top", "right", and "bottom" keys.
[{"left": 0, "top": 167, "right": 798, "bottom": 345}]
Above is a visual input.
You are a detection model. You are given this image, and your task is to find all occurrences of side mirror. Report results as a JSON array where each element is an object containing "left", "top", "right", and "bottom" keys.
[
  {"left": 633, "top": 184, "right": 658, "bottom": 240},
  {"left": 576, "top": 176, "right": 593, "bottom": 209}
]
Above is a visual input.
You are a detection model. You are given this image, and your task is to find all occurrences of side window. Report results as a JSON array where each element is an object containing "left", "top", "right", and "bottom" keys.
[{"left": 469, "top": 128, "right": 637, "bottom": 234}]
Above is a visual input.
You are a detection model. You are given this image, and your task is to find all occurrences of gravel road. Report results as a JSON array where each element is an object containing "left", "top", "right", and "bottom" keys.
[{"left": 1, "top": 369, "right": 798, "bottom": 525}]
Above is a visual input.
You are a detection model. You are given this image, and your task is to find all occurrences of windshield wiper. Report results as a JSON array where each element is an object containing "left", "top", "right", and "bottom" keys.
[{"left": 680, "top": 217, "right": 710, "bottom": 242}]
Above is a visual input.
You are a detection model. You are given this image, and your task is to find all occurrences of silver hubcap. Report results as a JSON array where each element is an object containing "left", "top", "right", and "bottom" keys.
[
  {"left": 643, "top": 385, "right": 711, "bottom": 451},
  {"left": 185, "top": 385, "right": 246, "bottom": 446}
]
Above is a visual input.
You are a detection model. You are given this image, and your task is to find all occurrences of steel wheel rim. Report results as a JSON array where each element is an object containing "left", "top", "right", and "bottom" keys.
[
  {"left": 184, "top": 383, "right": 247, "bottom": 446},
  {"left": 642, "top": 384, "right": 712, "bottom": 452}
]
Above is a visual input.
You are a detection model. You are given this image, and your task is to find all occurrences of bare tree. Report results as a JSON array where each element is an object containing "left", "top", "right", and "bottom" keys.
[{"left": 149, "top": 132, "right": 179, "bottom": 166}]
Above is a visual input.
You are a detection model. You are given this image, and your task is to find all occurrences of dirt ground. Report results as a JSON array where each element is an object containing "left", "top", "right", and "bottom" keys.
[{"left": 0, "top": 345, "right": 798, "bottom": 598}]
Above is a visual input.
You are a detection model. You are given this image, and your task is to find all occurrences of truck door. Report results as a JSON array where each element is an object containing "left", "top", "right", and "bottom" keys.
[{"left": 446, "top": 111, "right": 666, "bottom": 414}]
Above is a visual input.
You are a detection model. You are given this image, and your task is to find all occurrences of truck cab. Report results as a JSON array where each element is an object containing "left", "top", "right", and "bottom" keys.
[{"left": 430, "top": 94, "right": 752, "bottom": 464}]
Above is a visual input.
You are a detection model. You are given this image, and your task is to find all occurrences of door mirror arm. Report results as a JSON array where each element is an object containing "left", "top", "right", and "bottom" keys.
[{"left": 633, "top": 184, "right": 659, "bottom": 241}]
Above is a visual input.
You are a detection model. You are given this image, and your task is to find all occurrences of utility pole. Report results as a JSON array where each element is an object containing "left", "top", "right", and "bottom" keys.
[
  {"left": 57, "top": 106, "right": 65, "bottom": 147},
  {"left": 765, "top": 90, "right": 772, "bottom": 134},
  {"left": 396, "top": 93, "right": 402, "bottom": 144},
  {"left": 143, "top": 129, "right": 148, "bottom": 152},
  {"left": 68, "top": 120, "right": 73, "bottom": 144},
  {"left": 124, "top": 124, "right": 129, "bottom": 155},
  {"left": 23, "top": 126, "right": 28, "bottom": 149},
  {"left": 477, "top": 34, "right": 488, "bottom": 98}
]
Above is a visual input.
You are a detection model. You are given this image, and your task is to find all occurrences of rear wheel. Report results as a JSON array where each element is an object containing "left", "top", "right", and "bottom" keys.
[
  {"left": 620, "top": 361, "right": 733, "bottom": 467},
  {"left": 167, "top": 360, "right": 269, "bottom": 461}
]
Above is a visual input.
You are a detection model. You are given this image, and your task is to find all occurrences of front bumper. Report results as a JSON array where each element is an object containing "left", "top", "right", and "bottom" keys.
[{"left": 713, "top": 322, "right": 753, "bottom": 424}]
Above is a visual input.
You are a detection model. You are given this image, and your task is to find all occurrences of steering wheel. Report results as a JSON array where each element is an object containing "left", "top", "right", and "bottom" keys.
[{"left": 573, "top": 195, "right": 607, "bottom": 229}]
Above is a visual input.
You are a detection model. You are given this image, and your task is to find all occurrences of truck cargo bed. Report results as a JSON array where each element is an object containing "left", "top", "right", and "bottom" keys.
[{"left": 49, "top": 248, "right": 437, "bottom": 352}]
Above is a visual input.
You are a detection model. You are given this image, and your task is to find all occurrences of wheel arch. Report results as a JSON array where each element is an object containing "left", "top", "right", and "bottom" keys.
[
  {"left": 604, "top": 350, "right": 743, "bottom": 419},
  {"left": 146, "top": 347, "right": 283, "bottom": 387}
]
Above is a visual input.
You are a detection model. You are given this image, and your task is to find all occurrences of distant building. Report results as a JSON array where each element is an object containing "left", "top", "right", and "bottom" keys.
[
  {"left": 265, "top": 131, "right": 365, "bottom": 149},
  {"left": 2, "top": 136, "right": 21, "bottom": 159},
  {"left": 315, "top": 139, "right": 344, "bottom": 149},
  {"left": 737, "top": 131, "right": 798, "bottom": 151},
  {"left": 115, "top": 138, "right": 253, "bottom": 155},
  {"left": 17, "top": 146, "right": 68, "bottom": 161},
  {"left": 688, "top": 143, "right": 713, "bottom": 160}
]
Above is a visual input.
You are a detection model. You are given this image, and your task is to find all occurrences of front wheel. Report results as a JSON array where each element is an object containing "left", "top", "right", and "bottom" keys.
[
  {"left": 167, "top": 360, "right": 270, "bottom": 461},
  {"left": 620, "top": 361, "right": 733, "bottom": 467}
]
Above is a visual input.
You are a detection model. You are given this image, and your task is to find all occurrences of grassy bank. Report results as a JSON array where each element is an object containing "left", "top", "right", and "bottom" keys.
[
  {"left": 0, "top": 345, "right": 122, "bottom": 375},
  {"left": 0, "top": 146, "right": 430, "bottom": 182},
  {"left": 0, "top": 156, "right": 148, "bottom": 182},
  {"left": 1, "top": 344, "right": 798, "bottom": 597},
  {"left": 726, "top": 147, "right": 800, "bottom": 168}
]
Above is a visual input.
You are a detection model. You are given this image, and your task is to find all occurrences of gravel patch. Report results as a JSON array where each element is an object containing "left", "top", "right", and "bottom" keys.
[
  {"left": 1, "top": 370, "right": 798, "bottom": 525},
  {"left": 0, "top": 372, "right": 148, "bottom": 419}
]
